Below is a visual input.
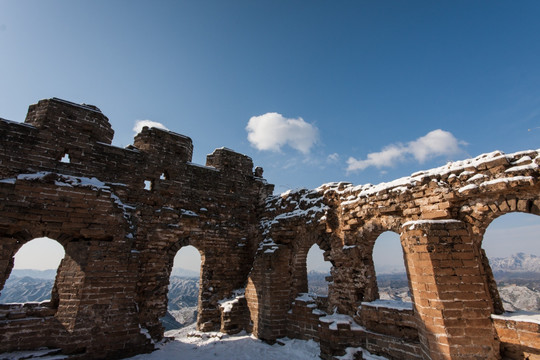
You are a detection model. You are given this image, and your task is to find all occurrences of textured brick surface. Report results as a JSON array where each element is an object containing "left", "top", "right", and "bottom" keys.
[
  {"left": 0, "top": 99, "right": 273, "bottom": 358},
  {"left": 248, "top": 148, "right": 539, "bottom": 359},
  {"left": 1, "top": 98, "right": 539, "bottom": 359}
]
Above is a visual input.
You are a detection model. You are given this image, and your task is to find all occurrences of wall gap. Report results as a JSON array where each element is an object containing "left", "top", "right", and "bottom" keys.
[
  {"left": 144, "top": 180, "right": 153, "bottom": 191},
  {"left": 60, "top": 153, "right": 71, "bottom": 163},
  {"left": 0, "top": 237, "right": 65, "bottom": 305},
  {"left": 306, "top": 244, "right": 332, "bottom": 298},
  {"left": 482, "top": 212, "right": 540, "bottom": 315},
  {"left": 372, "top": 231, "right": 411, "bottom": 304},
  {"left": 163, "top": 245, "right": 201, "bottom": 331}
]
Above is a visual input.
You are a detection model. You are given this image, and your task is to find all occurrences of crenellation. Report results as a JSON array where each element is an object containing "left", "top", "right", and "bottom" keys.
[{"left": 1, "top": 99, "right": 539, "bottom": 359}]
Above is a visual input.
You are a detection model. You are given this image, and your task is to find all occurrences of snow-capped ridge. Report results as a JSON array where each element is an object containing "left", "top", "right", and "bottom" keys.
[{"left": 490, "top": 252, "right": 540, "bottom": 273}]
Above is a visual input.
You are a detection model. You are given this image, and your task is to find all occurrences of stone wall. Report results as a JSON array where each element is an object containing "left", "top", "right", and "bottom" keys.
[
  {"left": 0, "top": 98, "right": 273, "bottom": 358},
  {"left": 492, "top": 315, "right": 540, "bottom": 359},
  {"left": 1, "top": 98, "right": 539, "bottom": 359},
  {"left": 247, "top": 148, "right": 540, "bottom": 359}
]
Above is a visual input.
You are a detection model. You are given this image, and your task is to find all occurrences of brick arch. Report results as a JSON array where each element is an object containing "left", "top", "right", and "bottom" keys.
[
  {"left": 1, "top": 236, "right": 66, "bottom": 307},
  {"left": 1, "top": 98, "right": 275, "bottom": 357},
  {"left": 135, "top": 229, "right": 200, "bottom": 337},
  {"left": 166, "top": 239, "right": 204, "bottom": 270},
  {"left": 370, "top": 230, "right": 409, "bottom": 298},
  {"left": 330, "top": 215, "right": 405, "bottom": 309},
  {"left": 0, "top": 181, "right": 130, "bottom": 290},
  {"left": 289, "top": 227, "right": 333, "bottom": 301},
  {"left": 165, "top": 240, "right": 205, "bottom": 327},
  {"left": 0, "top": 179, "right": 141, "bottom": 356},
  {"left": 458, "top": 195, "right": 540, "bottom": 243},
  {"left": 456, "top": 194, "right": 540, "bottom": 315}
]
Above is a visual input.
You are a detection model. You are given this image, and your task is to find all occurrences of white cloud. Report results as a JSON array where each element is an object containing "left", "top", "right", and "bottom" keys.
[
  {"left": 407, "top": 129, "right": 464, "bottom": 163},
  {"left": 327, "top": 153, "right": 340, "bottom": 163},
  {"left": 347, "top": 144, "right": 404, "bottom": 171},
  {"left": 133, "top": 120, "right": 169, "bottom": 134},
  {"left": 347, "top": 129, "right": 466, "bottom": 173},
  {"left": 246, "top": 112, "right": 318, "bottom": 154}
]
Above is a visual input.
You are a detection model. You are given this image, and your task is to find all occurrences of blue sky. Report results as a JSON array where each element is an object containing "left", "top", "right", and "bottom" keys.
[{"left": 1, "top": 1, "right": 539, "bottom": 272}]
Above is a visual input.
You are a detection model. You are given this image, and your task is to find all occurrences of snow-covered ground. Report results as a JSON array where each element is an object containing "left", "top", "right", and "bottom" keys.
[
  {"left": 125, "top": 323, "right": 389, "bottom": 360},
  {"left": 0, "top": 322, "right": 385, "bottom": 360},
  {"left": 127, "top": 324, "right": 320, "bottom": 360}
]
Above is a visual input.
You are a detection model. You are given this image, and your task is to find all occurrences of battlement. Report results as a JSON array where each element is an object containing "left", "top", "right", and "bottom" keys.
[
  {"left": 206, "top": 147, "right": 255, "bottom": 176},
  {"left": 0, "top": 98, "right": 539, "bottom": 360},
  {"left": 133, "top": 126, "right": 193, "bottom": 163},
  {"left": 0, "top": 98, "right": 267, "bottom": 185},
  {"left": 25, "top": 97, "right": 114, "bottom": 144}
]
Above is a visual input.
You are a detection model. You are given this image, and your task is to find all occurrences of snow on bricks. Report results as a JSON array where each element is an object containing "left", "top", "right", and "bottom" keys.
[
  {"left": 0, "top": 98, "right": 273, "bottom": 359},
  {"left": 246, "top": 148, "right": 539, "bottom": 360},
  {"left": 1, "top": 98, "right": 539, "bottom": 360}
]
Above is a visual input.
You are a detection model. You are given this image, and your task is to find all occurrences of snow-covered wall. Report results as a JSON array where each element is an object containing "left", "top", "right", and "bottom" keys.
[
  {"left": 1, "top": 98, "right": 539, "bottom": 360},
  {"left": 247, "top": 148, "right": 540, "bottom": 360},
  {"left": 0, "top": 98, "right": 273, "bottom": 359}
]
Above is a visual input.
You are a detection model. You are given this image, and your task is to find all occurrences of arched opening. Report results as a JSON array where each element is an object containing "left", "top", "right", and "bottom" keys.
[
  {"left": 482, "top": 212, "right": 540, "bottom": 314},
  {"left": 372, "top": 231, "right": 411, "bottom": 303},
  {"left": 0, "top": 237, "right": 65, "bottom": 304},
  {"left": 306, "top": 244, "right": 332, "bottom": 297},
  {"left": 162, "top": 245, "right": 201, "bottom": 331}
]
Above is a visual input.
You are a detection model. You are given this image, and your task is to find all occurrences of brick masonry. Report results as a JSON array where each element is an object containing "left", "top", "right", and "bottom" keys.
[{"left": 1, "top": 98, "right": 539, "bottom": 359}]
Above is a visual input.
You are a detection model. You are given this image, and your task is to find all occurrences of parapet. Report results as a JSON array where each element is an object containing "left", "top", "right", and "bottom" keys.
[
  {"left": 206, "top": 147, "right": 255, "bottom": 176},
  {"left": 133, "top": 126, "right": 193, "bottom": 163},
  {"left": 25, "top": 98, "right": 114, "bottom": 144}
]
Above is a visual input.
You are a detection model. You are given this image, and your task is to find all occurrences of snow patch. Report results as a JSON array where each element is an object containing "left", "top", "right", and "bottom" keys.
[
  {"left": 491, "top": 311, "right": 540, "bottom": 325},
  {"left": 337, "top": 347, "right": 388, "bottom": 360},
  {"left": 402, "top": 219, "right": 461, "bottom": 230},
  {"left": 139, "top": 325, "right": 156, "bottom": 345},
  {"left": 180, "top": 209, "right": 199, "bottom": 217},
  {"left": 295, "top": 293, "right": 317, "bottom": 303},
  {"left": 218, "top": 289, "right": 245, "bottom": 313},
  {"left": 187, "top": 162, "right": 219, "bottom": 172},
  {"left": 319, "top": 312, "right": 364, "bottom": 331},
  {"left": 467, "top": 173, "right": 487, "bottom": 182},
  {"left": 479, "top": 176, "right": 533, "bottom": 187},
  {"left": 458, "top": 184, "right": 478, "bottom": 193},
  {"left": 361, "top": 299, "right": 413, "bottom": 311},
  {"left": 321, "top": 149, "right": 539, "bottom": 207}
]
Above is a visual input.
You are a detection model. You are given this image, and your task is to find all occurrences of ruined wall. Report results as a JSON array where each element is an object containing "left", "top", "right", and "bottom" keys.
[
  {"left": 1, "top": 98, "right": 539, "bottom": 360},
  {"left": 0, "top": 98, "right": 273, "bottom": 358},
  {"left": 248, "top": 149, "right": 540, "bottom": 360}
]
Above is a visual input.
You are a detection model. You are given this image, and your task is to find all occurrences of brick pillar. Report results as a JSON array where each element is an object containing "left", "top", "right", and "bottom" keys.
[
  {"left": 246, "top": 244, "right": 292, "bottom": 341},
  {"left": 401, "top": 220, "right": 500, "bottom": 360}
]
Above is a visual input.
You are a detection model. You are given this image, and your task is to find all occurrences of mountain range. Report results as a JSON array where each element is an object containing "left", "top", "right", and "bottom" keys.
[
  {"left": 1, "top": 254, "right": 539, "bottom": 328},
  {"left": 489, "top": 252, "right": 540, "bottom": 273}
]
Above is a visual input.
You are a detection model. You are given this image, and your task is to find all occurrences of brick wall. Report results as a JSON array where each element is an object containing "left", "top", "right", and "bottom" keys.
[
  {"left": 1, "top": 98, "right": 539, "bottom": 359},
  {"left": 247, "top": 149, "right": 539, "bottom": 359},
  {"left": 0, "top": 98, "right": 273, "bottom": 358},
  {"left": 492, "top": 315, "right": 540, "bottom": 359}
]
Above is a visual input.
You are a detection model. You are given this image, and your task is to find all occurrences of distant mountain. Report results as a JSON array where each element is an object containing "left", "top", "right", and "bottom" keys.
[
  {"left": 171, "top": 267, "right": 200, "bottom": 279},
  {"left": 0, "top": 276, "right": 54, "bottom": 303},
  {"left": 167, "top": 276, "right": 199, "bottom": 310},
  {"left": 498, "top": 284, "right": 540, "bottom": 312},
  {"left": 161, "top": 311, "right": 183, "bottom": 331},
  {"left": 490, "top": 253, "right": 540, "bottom": 273},
  {"left": 9, "top": 269, "right": 58, "bottom": 280},
  {"left": 307, "top": 271, "right": 330, "bottom": 296},
  {"left": 161, "top": 276, "right": 199, "bottom": 330}
]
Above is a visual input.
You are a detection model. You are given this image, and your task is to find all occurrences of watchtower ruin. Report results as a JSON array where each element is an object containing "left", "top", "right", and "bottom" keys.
[{"left": 1, "top": 98, "right": 538, "bottom": 359}]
